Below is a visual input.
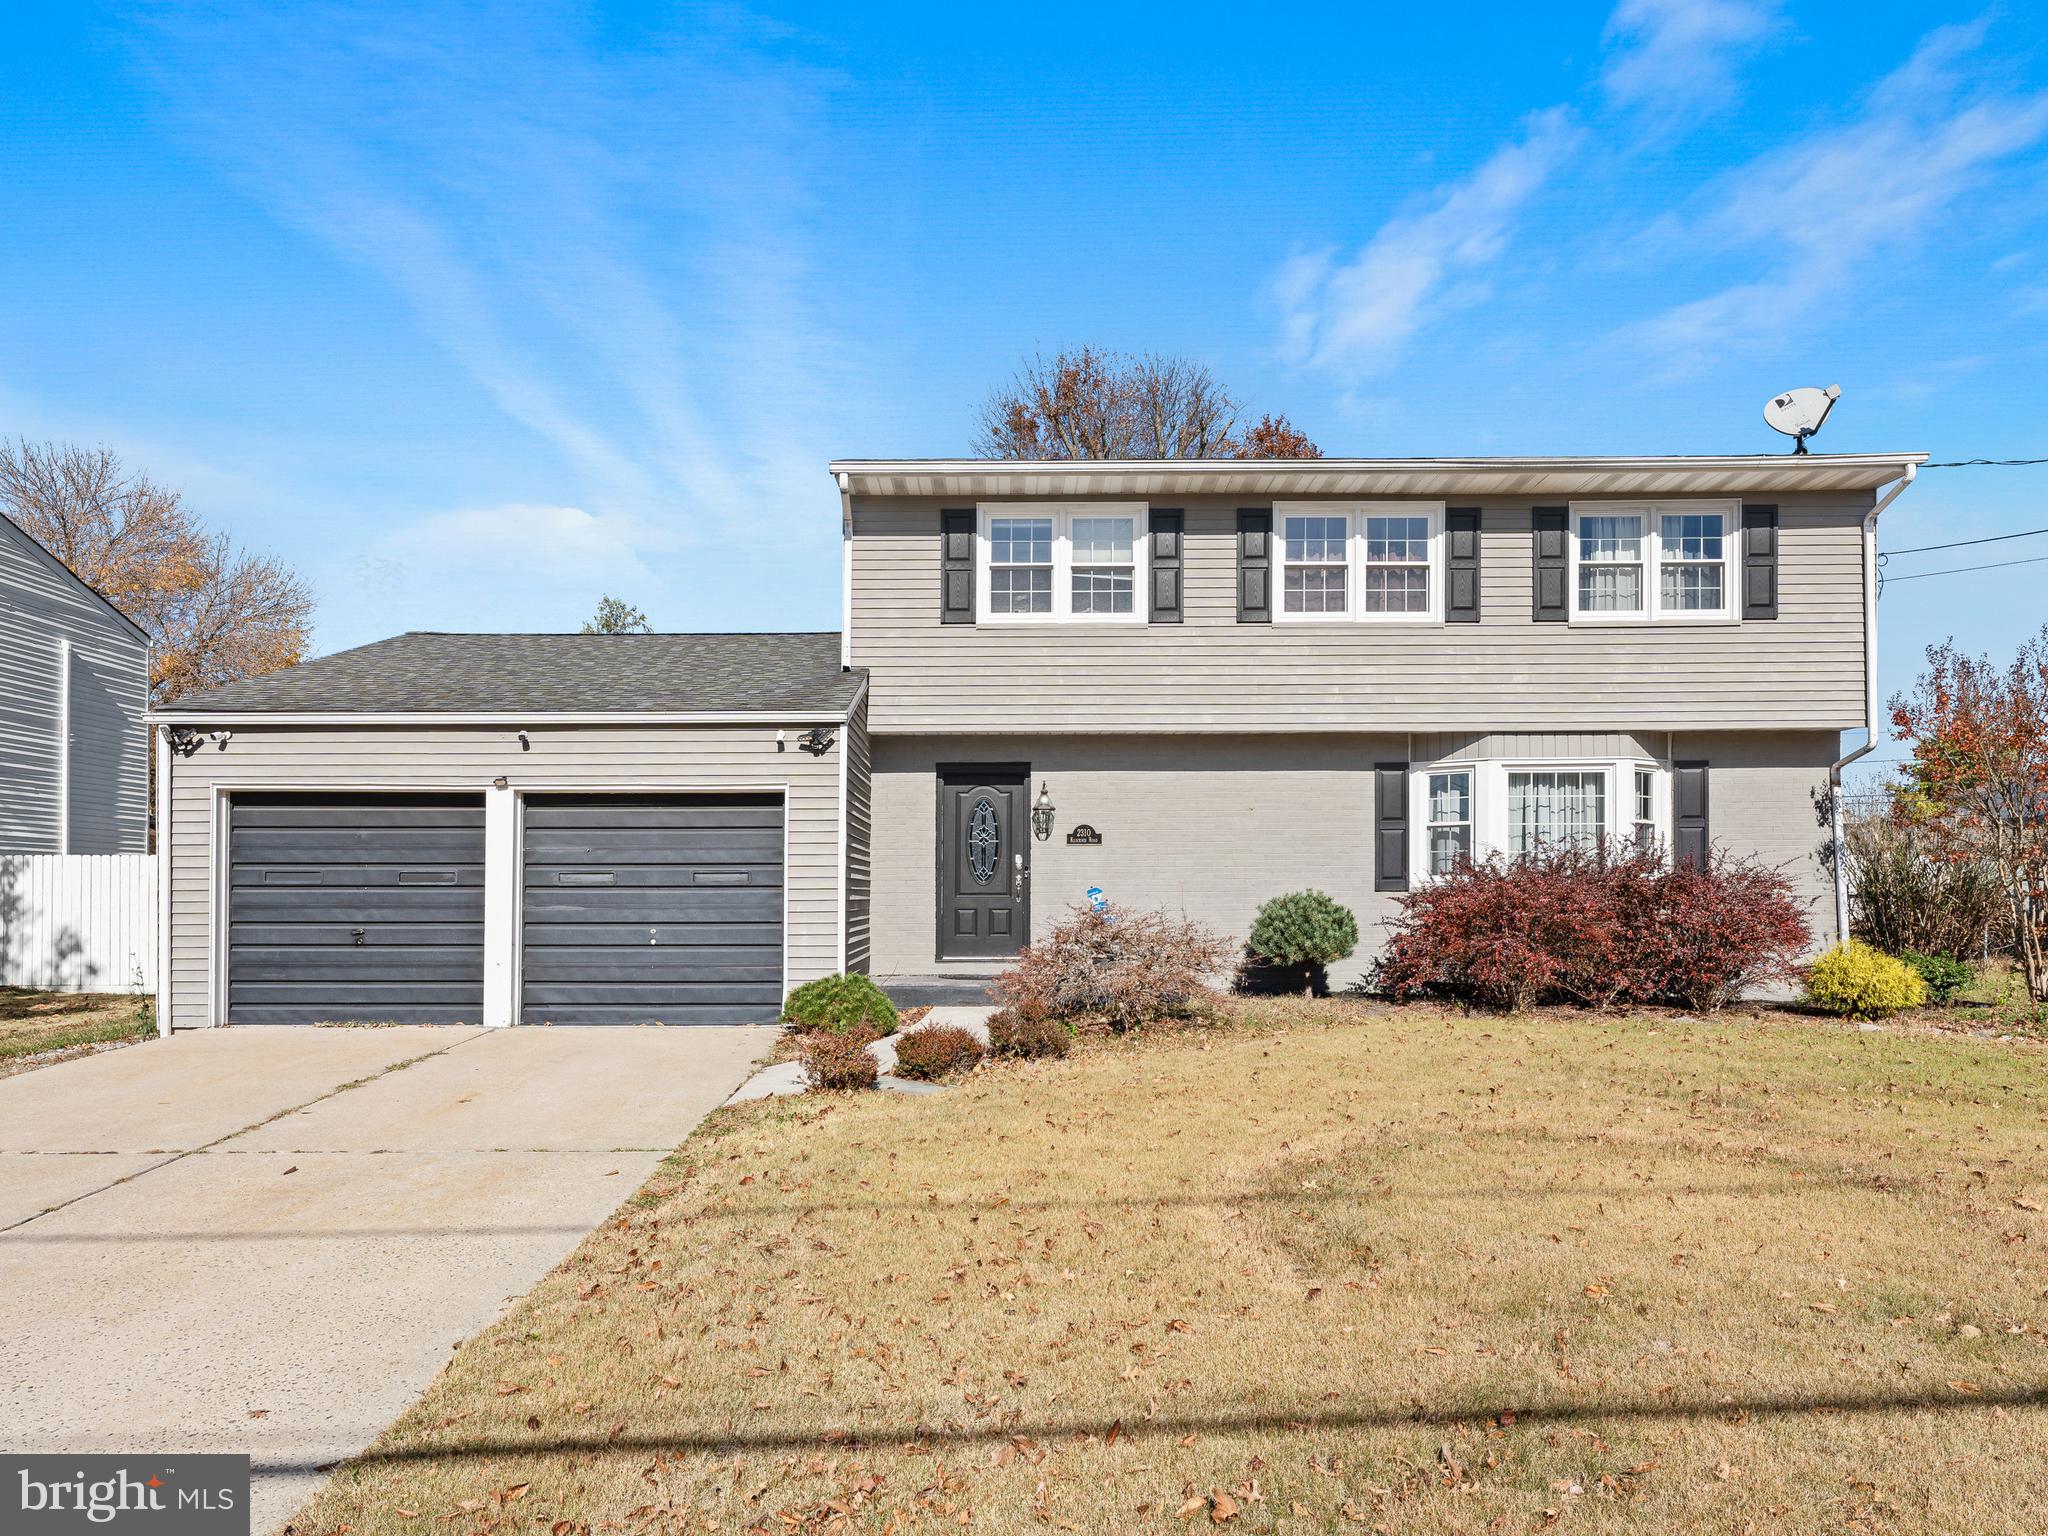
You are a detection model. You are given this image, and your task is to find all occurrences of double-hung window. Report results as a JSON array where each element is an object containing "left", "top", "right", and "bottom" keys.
[
  {"left": 978, "top": 505, "right": 1146, "bottom": 623},
  {"left": 1569, "top": 502, "right": 1735, "bottom": 622},
  {"left": 1633, "top": 768, "right": 1658, "bottom": 850},
  {"left": 1277, "top": 503, "right": 1443, "bottom": 621},
  {"left": 1281, "top": 514, "right": 1350, "bottom": 616},
  {"left": 1425, "top": 770, "right": 1472, "bottom": 874},
  {"left": 1363, "top": 515, "right": 1432, "bottom": 614}
]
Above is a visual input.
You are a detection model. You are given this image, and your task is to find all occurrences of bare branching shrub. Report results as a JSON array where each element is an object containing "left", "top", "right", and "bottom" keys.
[
  {"left": 799, "top": 1032, "right": 878, "bottom": 1091},
  {"left": 1842, "top": 803, "right": 2007, "bottom": 959},
  {"left": 991, "top": 903, "right": 1233, "bottom": 1031}
]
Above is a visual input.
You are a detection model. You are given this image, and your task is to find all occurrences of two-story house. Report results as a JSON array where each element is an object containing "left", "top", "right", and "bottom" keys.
[
  {"left": 0, "top": 512, "right": 151, "bottom": 855},
  {"left": 151, "top": 453, "right": 1919, "bottom": 1030}
]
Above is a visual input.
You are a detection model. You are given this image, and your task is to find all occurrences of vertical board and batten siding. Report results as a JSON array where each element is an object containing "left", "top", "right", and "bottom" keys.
[
  {"left": 865, "top": 730, "right": 1843, "bottom": 983},
  {"left": 847, "top": 494, "right": 1869, "bottom": 733},
  {"left": 0, "top": 853, "right": 158, "bottom": 990},
  {"left": 164, "top": 723, "right": 843, "bottom": 1030},
  {"left": 0, "top": 517, "right": 149, "bottom": 853},
  {"left": 844, "top": 694, "right": 873, "bottom": 974},
  {"left": 1412, "top": 732, "right": 1663, "bottom": 765}
]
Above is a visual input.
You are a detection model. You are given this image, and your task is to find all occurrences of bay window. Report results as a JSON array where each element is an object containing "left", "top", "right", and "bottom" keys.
[
  {"left": 1412, "top": 758, "right": 1670, "bottom": 876},
  {"left": 977, "top": 504, "right": 1146, "bottom": 623},
  {"left": 1568, "top": 502, "right": 1735, "bottom": 622}
]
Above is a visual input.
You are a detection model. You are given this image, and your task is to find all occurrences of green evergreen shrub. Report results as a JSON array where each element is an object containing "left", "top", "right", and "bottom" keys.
[
  {"left": 1249, "top": 890, "right": 1359, "bottom": 967},
  {"left": 780, "top": 974, "right": 898, "bottom": 1037},
  {"left": 1900, "top": 950, "right": 1975, "bottom": 1005}
]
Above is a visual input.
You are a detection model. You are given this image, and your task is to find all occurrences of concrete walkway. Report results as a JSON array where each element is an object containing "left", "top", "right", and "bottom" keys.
[{"left": 0, "top": 1023, "right": 772, "bottom": 1533}]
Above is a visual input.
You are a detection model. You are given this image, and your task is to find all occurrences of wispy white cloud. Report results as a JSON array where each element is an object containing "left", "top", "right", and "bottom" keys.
[
  {"left": 1601, "top": 0, "right": 1784, "bottom": 128},
  {"left": 127, "top": 4, "right": 851, "bottom": 623},
  {"left": 1272, "top": 109, "right": 1581, "bottom": 379},
  {"left": 1623, "top": 19, "right": 2048, "bottom": 370}
]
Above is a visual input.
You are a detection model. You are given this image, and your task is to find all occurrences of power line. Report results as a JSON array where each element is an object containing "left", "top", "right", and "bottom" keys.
[
  {"left": 1921, "top": 457, "right": 2048, "bottom": 468},
  {"left": 1882, "top": 551, "right": 2048, "bottom": 585},
  {"left": 1881, "top": 525, "right": 2048, "bottom": 556}
]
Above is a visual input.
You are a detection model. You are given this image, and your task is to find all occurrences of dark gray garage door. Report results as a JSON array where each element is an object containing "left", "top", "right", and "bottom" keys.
[
  {"left": 227, "top": 793, "right": 486, "bottom": 1025},
  {"left": 521, "top": 793, "right": 784, "bottom": 1025}
]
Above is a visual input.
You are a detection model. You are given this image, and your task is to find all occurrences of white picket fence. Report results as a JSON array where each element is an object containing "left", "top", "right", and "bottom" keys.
[{"left": 0, "top": 854, "right": 157, "bottom": 993}]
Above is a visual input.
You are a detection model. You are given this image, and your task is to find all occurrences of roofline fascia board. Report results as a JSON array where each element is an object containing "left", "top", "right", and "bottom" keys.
[
  {"left": 828, "top": 453, "right": 1930, "bottom": 475},
  {"left": 146, "top": 708, "right": 861, "bottom": 726},
  {"left": 827, "top": 453, "right": 1932, "bottom": 498}
]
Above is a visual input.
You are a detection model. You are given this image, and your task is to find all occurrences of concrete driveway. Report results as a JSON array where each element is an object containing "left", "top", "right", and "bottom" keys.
[{"left": 0, "top": 1024, "right": 772, "bottom": 1532}]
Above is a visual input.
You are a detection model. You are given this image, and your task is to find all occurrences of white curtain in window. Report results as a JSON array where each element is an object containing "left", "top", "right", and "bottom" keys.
[{"left": 1508, "top": 771, "right": 1606, "bottom": 854}]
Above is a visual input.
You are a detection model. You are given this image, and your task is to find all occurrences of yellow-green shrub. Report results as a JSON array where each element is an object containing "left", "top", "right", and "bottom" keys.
[{"left": 1806, "top": 941, "right": 1928, "bottom": 1020}]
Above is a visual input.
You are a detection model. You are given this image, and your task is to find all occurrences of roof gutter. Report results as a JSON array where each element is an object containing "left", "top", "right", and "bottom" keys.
[
  {"left": 1829, "top": 461, "right": 1917, "bottom": 945},
  {"left": 145, "top": 706, "right": 863, "bottom": 727}
]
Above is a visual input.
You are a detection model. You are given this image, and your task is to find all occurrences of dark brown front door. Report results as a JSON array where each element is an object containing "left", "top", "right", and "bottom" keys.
[{"left": 938, "top": 764, "right": 1030, "bottom": 960}]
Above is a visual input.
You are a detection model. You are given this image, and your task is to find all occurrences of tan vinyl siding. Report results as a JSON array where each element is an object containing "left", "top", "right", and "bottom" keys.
[
  {"left": 0, "top": 517, "right": 148, "bottom": 853},
  {"left": 844, "top": 694, "right": 872, "bottom": 974},
  {"left": 163, "top": 722, "right": 844, "bottom": 1030},
  {"left": 849, "top": 494, "right": 1867, "bottom": 733},
  {"left": 868, "top": 730, "right": 1840, "bottom": 984}
]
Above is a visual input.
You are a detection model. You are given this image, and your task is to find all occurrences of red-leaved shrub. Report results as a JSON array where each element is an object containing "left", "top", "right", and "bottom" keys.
[
  {"left": 991, "top": 903, "right": 1232, "bottom": 1031},
  {"left": 1375, "top": 846, "right": 1810, "bottom": 1012},
  {"left": 892, "top": 1025, "right": 986, "bottom": 1080}
]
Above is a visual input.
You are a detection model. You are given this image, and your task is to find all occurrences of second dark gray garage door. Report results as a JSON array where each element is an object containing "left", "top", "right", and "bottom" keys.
[{"left": 520, "top": 793, "right": 784, "bottom": 1025}]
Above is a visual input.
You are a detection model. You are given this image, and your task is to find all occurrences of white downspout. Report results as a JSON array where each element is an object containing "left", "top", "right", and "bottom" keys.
[
  {"left": 837, "top": 471, "right": 854, "bottom": 671},
  {"left": 1830, "top": 462, "right": 1917, "bottom": 945}
]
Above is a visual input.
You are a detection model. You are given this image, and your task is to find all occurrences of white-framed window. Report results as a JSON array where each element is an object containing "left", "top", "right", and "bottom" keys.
[
  {"left": 1425, "top": 769, "right": 1472, "bottom": 875},
  {"left": 1276, "top": 502, "right": 1443, "bottom": 622},
  {"left": 1281, "top": 512, "right": 1350, "bottom": 617},
  {"left": 1363, "top": 514, "right": 1433, "bottom": 615},
  {"left": 977, "top": 504, "right": 1148, "bottom": 623},
  {"left": 1633, "top": 768, "right": 1657, "bottom": 850},
  {"left": 1568, "top": 502, "right": 1735, "bottom": 622}
]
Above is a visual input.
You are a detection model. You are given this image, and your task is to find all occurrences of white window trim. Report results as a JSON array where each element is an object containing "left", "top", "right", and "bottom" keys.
[
  {"left": 1275, "top": 501, "right": 1445, "bottom": 624},
  {"left": 976, "top": 502, "right": 1149, "bottom": 625},
  {"left": 1567, "top": 500, "right": 1737, "bottom": 625},
  {"left": 1408, "top": 757, "right": 1671, "bottom": 879}
]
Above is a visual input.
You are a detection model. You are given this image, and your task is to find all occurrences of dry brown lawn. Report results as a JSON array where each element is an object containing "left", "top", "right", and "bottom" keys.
[
  {"left": 297, "top": 1002, "right": 2048, "bottom": 1534},
  {"left": 0, "top": 986, "right": 154, "bottom": 1070}
]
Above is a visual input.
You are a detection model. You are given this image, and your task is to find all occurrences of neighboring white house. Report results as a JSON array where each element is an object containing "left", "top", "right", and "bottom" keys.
[{"left": 0, "top": 512, "right": 150, "bottom": 855}]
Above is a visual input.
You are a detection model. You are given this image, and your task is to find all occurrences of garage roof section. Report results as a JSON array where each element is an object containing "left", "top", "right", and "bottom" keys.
[{"left": 154, "top": 631, "right": 864, "bottom": 720}]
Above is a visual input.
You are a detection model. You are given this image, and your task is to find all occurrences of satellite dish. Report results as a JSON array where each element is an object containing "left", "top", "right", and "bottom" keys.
[{"left": 1764, "top": 384, "right": 1841, "bottom": 453}]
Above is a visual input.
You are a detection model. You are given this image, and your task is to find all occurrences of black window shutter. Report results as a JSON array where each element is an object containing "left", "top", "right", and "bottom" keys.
[
  {"left": 1149, "top": 509, "right": 1184, "bottom": 623},
  {"left": 1237, "top": 508, "right": 1272, "bottom": 623},
  {"left": 1741, "top": 504, "right": 1778, "bottom": 619},
  {"left": 1532, "top": 507, "right": 1569, "bottom": 622},
  {"left": 1445, "top": 507, "right": 1481, "bottom": 623},
  {"left": 940, "top": 508, "right": 975, "bottom": 625},
  {"left": 1375, "top": 762, "right": 1409, "bottom": 892},
  {"left": 1673, "top": 761, "right": 1709, "bottom": 869}
]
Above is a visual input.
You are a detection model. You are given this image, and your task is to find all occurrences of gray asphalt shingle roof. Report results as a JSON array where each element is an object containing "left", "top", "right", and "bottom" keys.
[{"left": 156, "top": 632, "right": 862, "bottom": 717}]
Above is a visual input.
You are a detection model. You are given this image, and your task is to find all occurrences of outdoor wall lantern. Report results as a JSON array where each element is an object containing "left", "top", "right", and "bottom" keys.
[{"left": 1031, "top": 780, "right": 1056, "bottom": 841}]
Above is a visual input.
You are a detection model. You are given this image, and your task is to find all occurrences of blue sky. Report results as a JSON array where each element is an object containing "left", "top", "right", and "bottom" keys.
[{"left": 4, "top": 1, "right": 2046, "bottom": 775}]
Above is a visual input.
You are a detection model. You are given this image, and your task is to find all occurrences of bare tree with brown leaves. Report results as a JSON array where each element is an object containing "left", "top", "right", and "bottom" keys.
[
  {"left": 0, "top": 439, "right": 314, "bottom": 704},
  {"left": 972, "top": 348, "right": 1322, "bottom": 460}
]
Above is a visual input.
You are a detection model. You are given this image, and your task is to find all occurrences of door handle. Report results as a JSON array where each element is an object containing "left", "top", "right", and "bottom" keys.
[{"left": 1012, "top": 852, "right": 1028, "bottom": 899}]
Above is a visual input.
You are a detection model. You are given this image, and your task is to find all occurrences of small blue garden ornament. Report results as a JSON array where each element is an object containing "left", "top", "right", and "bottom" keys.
[{"left": 1086, "top": 886, "right": 1112, "bottom": 919}]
